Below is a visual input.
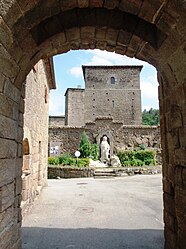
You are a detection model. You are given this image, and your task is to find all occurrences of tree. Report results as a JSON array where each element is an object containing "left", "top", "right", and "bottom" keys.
[
  {"left": 142, "top": 108, "right": 160, "bottom": 126},
  {"left": 79, "top": 132, "right": 99, "bottom": 160},
  {"left": 79, "top": 132, "right": 91, "bottom": 158}
]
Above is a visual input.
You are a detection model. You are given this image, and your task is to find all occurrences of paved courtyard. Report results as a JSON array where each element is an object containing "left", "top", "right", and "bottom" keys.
[{"left": 22, "top": 175, "right": 164, "bottom": 249}]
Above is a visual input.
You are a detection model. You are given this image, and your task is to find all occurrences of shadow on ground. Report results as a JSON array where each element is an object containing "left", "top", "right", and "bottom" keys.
[{"left": 22, "top": 227, "right": 164, "bottom": 249}]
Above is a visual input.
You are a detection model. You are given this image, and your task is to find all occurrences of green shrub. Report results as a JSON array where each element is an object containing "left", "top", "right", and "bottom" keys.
[
  {"left": 144, "top": 158, "right": 155, "bottom": 166},
  {"left": 79, "top": 132, "right": 99, "bottom": 160},
  {"left": 48, "top": 157, "right": 59, "bottom": 165},
  {"left": 123, "top": 160, "right": 131, "bottom": 166},
  {"left": 76, "top": 158, "right": 90, "bottom": 167},
  {"left": 79, "top": 131, "right": 92, "bottom": 158},
  {"left": 117, "top": 149, "right": 156, "bottom": 167},
  {"left": 117, "top": 150, "right": 135, "bottom": 162},
  {"left": 90, "top": 143, "right": 99, "bottom": 160},
  {"left": 132, "top": 159, "right": 144, "bottom": 166},
  {"left": 135, "top": 150, "right": 147, "bottom": 161},
  {"left": 48, "top": 154, "right": 90, "bottom": 167},
  {"left": 58, "top": 153, "right": 75, "bottom": 165}
]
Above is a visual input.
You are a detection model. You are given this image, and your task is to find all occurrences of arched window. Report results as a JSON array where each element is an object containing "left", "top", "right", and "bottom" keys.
[{"left": 111, "top": 77, "right": 115, "bottom": 84}]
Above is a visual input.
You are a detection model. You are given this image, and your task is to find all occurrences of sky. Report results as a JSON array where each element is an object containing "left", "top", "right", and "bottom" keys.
[{"left": 49, "top": 49, "right": 159, "bottom": 116}]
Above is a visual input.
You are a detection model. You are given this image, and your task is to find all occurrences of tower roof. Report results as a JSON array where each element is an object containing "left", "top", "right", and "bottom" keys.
[
  {"left": 82, "top": 65, "right": 143, "bottom": 78},
  {"left": 64, "top": 88, "right": 84, "bottom": 96}
]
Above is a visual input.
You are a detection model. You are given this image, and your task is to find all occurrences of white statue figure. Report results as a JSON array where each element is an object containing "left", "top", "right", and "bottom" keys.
[
  {"left": 100, "top": 136, "right": 110, "bottom": 162},
  {"left": 110, "top": 155, "right": 121, "bottom": 167}
]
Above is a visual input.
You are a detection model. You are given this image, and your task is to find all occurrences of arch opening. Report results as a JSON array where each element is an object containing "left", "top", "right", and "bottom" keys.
[{"left": 0, "top": 2, "right": 185, "bottom": 249}]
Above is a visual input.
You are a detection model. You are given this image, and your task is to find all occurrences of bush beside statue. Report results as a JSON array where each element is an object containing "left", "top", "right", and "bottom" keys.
[
  {"left": 48, "top": 153, "right": 89, "bottom": 167},
  {"left": 117, "top": 149, "right": 156, "bottom": 167},
  {"left": 79, "top": 131, "right": 99, "bottom": 160},
  {"left": 48, "top": 132, "right": 157, "bottom": 168}
]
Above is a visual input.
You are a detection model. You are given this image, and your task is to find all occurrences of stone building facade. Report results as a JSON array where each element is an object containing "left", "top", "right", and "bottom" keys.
[
  {"left": 49, "top": 65, "right": 160, "bottom": 161},
  {"left": 64, "top": 66, "right": 142, "bottom": 127},
  {"left": 84, "top": 65, "right": 142, "bottom": 125},
  {"left": 22, "top": 59, "right": 55, "bottom": 216},
  {"left": 65, "top": 88, "right": 85, "bottom": 126},
  {"left": 0, "top": 2, "right": 186, "bottom": 249},
  {"left": 49, "top": 65, "right": 158, "bottom": 160},
  {"left": 49, "top": 115, "right": 65, "bottom": 126}
]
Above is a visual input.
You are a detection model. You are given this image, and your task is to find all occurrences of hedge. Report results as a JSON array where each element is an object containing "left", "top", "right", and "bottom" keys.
[
  {"left": 117, "top": 149, "right": 156, "bottom": 167},
  {"left": 48, "top": 154, "right": 89, "bottom": 167}
]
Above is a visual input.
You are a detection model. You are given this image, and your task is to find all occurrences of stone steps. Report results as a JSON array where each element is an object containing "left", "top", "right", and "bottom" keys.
[{"left": 93, "top": 168, "right": 120, "bottom": 178}]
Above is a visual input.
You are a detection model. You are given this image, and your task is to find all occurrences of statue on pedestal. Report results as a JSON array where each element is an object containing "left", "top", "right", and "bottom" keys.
[{"left": 100, "top": 135, "right": 110, "bottom": 163}]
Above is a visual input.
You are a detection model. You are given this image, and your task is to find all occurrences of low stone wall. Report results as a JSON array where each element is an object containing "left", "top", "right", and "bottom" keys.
[
  {"left": 48, "top": 166, "right": 94, "bottom": 179},
  {"left": 117, "top": 165, "right": 162, "bottom": 176},
  {"left": 48, "top": 165, "right": 162, "bottom": 179}
]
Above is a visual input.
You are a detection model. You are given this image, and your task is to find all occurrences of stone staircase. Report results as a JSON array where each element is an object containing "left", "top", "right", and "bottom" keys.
[{"left": 93, "top": 168, "right": 120, "bottom": 178}]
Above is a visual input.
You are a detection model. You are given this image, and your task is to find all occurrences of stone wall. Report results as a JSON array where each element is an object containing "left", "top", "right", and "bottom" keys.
[
  {"left": 84, "top": 66, "right": 142, "bottom": 125},
  {"left": 65, "top": 88, "right": 85, "bottom": 126},
  {"left": 49, "top": 116, "right": 65, "bottom": 126},
  {"left": 49, "top": 126, "right": 85, "bottom": 155},
  {"left": 48, "top": 166, "right": 94, "bottom": 179},
  {"left": 63, "top": 66, "right": 142, "bottom": 127},
  {"left": 21, "top": 60, "right": 51, "bottom": 216},
  {"left": 0, "top": 2, "right": 185, "bottom": 249},
  {"left": 49, "top": 117, "right": 161, "bottom": 163},
  {"left": 48, "top": 165, "right": 162, "bottom": 179}
]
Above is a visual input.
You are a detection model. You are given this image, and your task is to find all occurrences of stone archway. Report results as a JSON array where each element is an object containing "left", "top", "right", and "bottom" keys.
[
  {"left": 96, "top": 130, "right": 113, "bottom": 158},
  {"left": 0, "top": 1, "right": 185, "bottom": 249}
]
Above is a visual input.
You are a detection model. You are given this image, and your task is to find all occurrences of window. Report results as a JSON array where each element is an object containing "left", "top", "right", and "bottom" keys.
[
  {"left": 111, "top": 77, "right": 115, "bottom": 84},
  {"left": 23, "top": 138, "right": 30, "bottom": 155},
  {"left": 112, "top": 100, "right": 115, "bottom": 107},
  {"left": 23, "top": 138, "right": 31, "bottom": 172}
]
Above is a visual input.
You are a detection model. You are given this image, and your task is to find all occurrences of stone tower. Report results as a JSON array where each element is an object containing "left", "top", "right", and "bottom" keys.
[
  {"left": 83, "top": 65, "right": 143, "bottom": 125},
  {"left": 64, "top": 88, "right": 85, "bottom": 126}
]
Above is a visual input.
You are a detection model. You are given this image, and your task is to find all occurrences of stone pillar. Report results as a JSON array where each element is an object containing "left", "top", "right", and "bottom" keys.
[
  {"left": 159, "top": 69, "right": 186, "bottom": 249},
  {"left": 0, "top": 72, "right": 24, "bottom": 248},
  {"left": 0, "top": 35, "right": 24, "bottom": 247}
]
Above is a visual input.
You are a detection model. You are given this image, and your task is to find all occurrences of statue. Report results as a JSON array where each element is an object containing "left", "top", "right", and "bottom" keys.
[
  {"left": 100, "top": 136, "right": 110, "bottom": 162},
  {"left": 110, "top": 155, "right": 121, "bottom": 167}
]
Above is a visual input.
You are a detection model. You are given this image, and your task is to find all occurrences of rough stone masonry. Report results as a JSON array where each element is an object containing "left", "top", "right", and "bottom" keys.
[
  {"left": 49, "top": 65, "right": 161, "bottom": 161},
  {"left": 64, "top": 65, "right": 142, "bottom": 126},
  {"left": 0, "top": 1, "right": 185, "bottom": 249}
]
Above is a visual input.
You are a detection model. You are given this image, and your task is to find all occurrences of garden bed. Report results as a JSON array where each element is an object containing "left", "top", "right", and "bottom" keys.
[{"left": 48, "top": 165, "right": 162, "bottom": 179}]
